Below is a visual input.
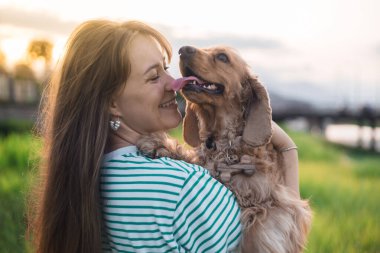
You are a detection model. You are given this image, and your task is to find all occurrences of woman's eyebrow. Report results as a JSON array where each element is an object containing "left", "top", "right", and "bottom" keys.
[
  {"left": 144, "top": 58, "right": 166, "bottom": 75},
  {"left": 143, "top": 63, "right": 160, "bottom": 75}
]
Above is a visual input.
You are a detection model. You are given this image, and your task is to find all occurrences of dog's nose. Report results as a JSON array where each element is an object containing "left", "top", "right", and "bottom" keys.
[{"left": 179, "top": 46, "right": 196, "bottom": 58}]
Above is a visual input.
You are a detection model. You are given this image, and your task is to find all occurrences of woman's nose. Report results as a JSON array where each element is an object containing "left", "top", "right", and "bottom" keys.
[{"left": 164, "top": 73, "right": 175, "bottom": 91}]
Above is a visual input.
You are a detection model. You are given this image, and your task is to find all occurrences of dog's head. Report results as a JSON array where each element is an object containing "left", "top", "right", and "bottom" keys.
[{"left": 178, "top": 45, "right": 273, "bottom": 148}]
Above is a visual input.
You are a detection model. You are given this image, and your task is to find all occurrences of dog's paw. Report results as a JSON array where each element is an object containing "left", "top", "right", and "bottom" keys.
[
  {"left": 136, "top": 134, "right": 162, "bottom": 159},
  {"left": 137, "top": 132, "right": 182, "bottom": 160},
  {"left": 138, "top": 144, "right": 158, "bottom": 159}
]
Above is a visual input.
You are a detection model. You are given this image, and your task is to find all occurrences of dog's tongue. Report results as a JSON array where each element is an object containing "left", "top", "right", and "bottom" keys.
[{"left": 171, "top": 76, "right": 200, "bottom": 91}]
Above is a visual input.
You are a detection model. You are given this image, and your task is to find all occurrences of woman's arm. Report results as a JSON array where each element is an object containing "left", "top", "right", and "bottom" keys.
[
  {"left": 271, "top": 121, "right": 300, "bottom": 198},
  {"left": 173, "top": 172, "right": 241, "bottom": 252}
]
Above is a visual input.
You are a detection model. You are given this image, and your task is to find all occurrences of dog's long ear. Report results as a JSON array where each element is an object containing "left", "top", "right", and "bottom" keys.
[
  {"left": 183, "top": 104, "right": 201, "bottom": 147},
  {"left": 242, "top": 75, "right": 273, "bottom": 147}
]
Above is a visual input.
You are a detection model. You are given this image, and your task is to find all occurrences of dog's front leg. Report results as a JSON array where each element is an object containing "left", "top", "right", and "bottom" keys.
[
  {"left": 137, "top": 132, "right": 176, "bottom": 159},
  {"left": 137, "top": 132, "right": 194, "bottom": 162}
]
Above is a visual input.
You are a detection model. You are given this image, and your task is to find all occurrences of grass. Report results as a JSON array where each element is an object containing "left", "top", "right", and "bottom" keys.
[
  {"left": 0, "top": 133, "right": 40, "bottom": 253},
  {"left": 0, "top": 120, "right": 34, "bottom": 136},
  {"left": 0, "top": 127, "right": 379, "bottom": 252},
  {"left": 290, "top": 131, "right": 380, "bottom": 253}
]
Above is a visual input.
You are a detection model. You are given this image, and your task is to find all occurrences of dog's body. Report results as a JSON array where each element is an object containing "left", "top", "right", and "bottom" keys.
[{"left": 137, "top": 46, "right": 312, "bottom": 253}]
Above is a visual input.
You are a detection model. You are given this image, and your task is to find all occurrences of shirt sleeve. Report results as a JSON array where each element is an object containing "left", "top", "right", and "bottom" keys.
[{"left": 173, "top": 171, "right": 242, "bottom": 252}]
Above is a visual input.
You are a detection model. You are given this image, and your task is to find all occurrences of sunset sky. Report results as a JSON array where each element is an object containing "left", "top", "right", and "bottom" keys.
[{"left": 0, "top": 0, "right": 379, "bottom": 109}]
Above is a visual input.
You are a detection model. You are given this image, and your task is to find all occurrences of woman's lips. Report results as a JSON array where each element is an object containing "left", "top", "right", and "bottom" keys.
[{"left": 159, "top": 97, "right": 177, "bottom": 108}]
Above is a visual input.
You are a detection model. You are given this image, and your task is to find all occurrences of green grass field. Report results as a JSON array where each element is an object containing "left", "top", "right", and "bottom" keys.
[
  {"left": 0, "top": 133, "right": 40, "bottom": 253},
  {"left": 0, "top": 129, "right": 379, "bottom": 252}
]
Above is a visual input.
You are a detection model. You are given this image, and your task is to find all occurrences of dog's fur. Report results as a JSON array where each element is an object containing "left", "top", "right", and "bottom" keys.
[{"left": 137, "top": 46, "right": 312, "bottom": 253}]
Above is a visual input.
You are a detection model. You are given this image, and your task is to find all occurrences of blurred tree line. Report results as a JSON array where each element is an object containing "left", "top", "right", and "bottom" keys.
[
  {"left": 0, "top": 39, "right": 53, "bottom": 82},
  {"left": 0, "top": 39, "right": 53, "bottom": 106},
  {"left": 0, "top": 39, "right": 54, "bottom": 134}
]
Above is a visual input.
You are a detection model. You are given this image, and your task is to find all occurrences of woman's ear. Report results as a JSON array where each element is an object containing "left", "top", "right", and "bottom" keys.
[
  {"left": 183, "top": 103, "right": 201, "bottom": 147},
  {"left": 109, "top": 98, "right": 120, "bottom": 116},
  {"left": 242, "top": 75, "right": 273, "bottom": 147}
]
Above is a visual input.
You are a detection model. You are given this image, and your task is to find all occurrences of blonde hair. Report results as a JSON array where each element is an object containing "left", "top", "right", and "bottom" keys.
[{"left": 30, "top": 20, "right": 171, "bottom": 253}]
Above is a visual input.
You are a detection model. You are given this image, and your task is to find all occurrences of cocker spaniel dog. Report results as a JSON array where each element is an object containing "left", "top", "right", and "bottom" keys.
[{"left": 137, "top": 45, "right": 312, "bottom": 253}]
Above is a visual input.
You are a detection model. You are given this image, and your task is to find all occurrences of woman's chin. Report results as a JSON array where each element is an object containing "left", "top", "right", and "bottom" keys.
[{"left": 165, "top": 112, "right": 182, "bottom": 130}]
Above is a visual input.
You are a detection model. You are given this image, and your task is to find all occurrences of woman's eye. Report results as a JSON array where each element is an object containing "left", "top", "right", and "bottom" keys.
[
  {"left": 151, "top": 75, "right": 160, "bottom": 81},
  {"left": 216, "top": 53, "right": 229, "bottom": 63},
  {"left": 164, "top": 66, "right": 170, "bottom": 71}
]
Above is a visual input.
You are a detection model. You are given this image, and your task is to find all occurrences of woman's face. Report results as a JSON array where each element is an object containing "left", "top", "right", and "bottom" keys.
[{"left": 112, "top": 34, "right": 181, "bottom": 135}]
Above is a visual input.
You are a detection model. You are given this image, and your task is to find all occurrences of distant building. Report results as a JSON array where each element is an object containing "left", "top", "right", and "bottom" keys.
[
  {"left": 0, "top": 71, "right": 10, "bottom": 102},
  {"left": 13, "top": 79, "right": 39, "bottom": 103},
  {"left": 0, "top": 63, "right": 41, "bottom": 104},
  {"left": 0, "top": 65, "right": 41, "bottom": 122}
]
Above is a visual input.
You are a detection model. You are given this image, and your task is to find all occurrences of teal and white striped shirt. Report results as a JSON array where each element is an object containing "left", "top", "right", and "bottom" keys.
[{"left": 100, "top": 146, "right": 241, "bottom": 253}]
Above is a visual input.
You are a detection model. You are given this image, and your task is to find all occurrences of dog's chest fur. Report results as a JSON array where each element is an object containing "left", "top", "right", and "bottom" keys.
[{"left": 195, "top": 134, "right": 285, "bottom": 205}]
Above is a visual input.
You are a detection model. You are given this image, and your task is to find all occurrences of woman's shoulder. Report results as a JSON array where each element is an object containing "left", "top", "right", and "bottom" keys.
[
  {"left": 101, "top": 146, "right": 218, "bottom": 199},
  {"left": 155, "top": 156, "right": 209, "bottom": 175},
  {"left": 102, "top": 146, "right": 208, "bottom": 176}
]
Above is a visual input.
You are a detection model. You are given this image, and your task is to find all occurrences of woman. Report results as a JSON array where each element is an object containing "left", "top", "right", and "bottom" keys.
[{"left": 30, "top": 20, "right": 300, "bottom": 253}]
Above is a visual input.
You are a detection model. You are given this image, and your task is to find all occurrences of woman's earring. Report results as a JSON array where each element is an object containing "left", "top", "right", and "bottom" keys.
[{"left": 109, "top": 117, "right": 121, "bottom": 131}]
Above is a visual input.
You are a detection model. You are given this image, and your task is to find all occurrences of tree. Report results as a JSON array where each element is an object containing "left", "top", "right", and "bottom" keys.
[
  {"left": 0, "top": 49, "right": 6, "bottom": 74},
  {"left": 14, "top": 63, "right": 36, "bottom": 81},
  {"left": 27, "top": 39, "right": 53, "bottom": 76},
  {"left": 27, "top": 39, "right": 53, "bottom": 63}
]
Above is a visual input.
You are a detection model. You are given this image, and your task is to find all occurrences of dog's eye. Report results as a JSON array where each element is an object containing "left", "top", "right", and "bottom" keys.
[{"left": 216, "top": 53, "right": 229, "bottom": 63}]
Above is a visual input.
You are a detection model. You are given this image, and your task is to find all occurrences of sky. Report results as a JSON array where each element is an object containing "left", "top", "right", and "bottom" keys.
[{"left": 0, "top": 0, "right": 379, "bottom": 109}]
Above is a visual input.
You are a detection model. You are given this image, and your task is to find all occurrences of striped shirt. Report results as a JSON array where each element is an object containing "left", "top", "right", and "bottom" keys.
[{"left": 100, "top": 146, "right": 241, "bottom": 253}]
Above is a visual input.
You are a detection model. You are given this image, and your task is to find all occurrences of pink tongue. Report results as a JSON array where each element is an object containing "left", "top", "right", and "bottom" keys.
[{"left": 171, "top": 76, "right": 201, "bottom": 91}]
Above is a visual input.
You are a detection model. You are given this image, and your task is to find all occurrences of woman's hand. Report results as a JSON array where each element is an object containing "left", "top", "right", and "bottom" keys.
[{"left": 271, "top": 121, "right": 300, "bottom": 198}]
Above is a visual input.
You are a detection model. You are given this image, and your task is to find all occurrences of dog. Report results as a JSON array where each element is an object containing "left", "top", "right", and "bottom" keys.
[{"left": 137, "top": 45, "right": 312, "bottom": 253}]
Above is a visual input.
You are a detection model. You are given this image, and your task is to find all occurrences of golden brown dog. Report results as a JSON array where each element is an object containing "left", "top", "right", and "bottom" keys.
[{"left": 137, "top": 45, "right": 312, "bottom": 253}]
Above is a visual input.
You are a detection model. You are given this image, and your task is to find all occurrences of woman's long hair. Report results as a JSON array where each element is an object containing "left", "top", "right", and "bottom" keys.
[{"left": 29, "top": 20, "right": 172, "bottom": 253}]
